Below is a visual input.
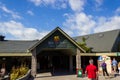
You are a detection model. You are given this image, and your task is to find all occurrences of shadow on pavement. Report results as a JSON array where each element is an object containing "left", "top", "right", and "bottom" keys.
[{"left": 35, "top": 71, "right": 76, "bottom": 78}]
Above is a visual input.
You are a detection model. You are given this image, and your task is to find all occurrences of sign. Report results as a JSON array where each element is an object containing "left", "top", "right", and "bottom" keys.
[
  {"left": 98, "top": 56, "right": 102, "bottom": 61},
  {"left": 48, "top": 41, "right": 55, "bottom": 48},
  {"left": 77, "top": 69, "right": 82, "bottom": 77},
  {"left": 54, "top": 36, "right": 60, "bottom": 42},
  {"left": 116, "top": 52, "right": 120, "bottom": 56},
  {"left": 48, "top": 41, "right": 67, "bottom": 48}
]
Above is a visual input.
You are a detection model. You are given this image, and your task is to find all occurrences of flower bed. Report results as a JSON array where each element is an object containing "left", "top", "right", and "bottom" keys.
[
  {"left": 16, "top": 69, "right": 31, "bottom": 80},
  {"left": 10, "top": 64, "right": 30, "bottom": 80}
]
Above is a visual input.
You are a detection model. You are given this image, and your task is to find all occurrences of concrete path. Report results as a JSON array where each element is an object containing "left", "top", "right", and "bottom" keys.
[
  {"left": 32, "top": 72, "right": 120, "bottom": 80},
  {"left": 35, "top": 75, "right": 120, "bottom": 80}
]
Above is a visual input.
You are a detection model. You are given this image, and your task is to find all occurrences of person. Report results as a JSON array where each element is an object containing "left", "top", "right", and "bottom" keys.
[
  {"left": 85, "top": 59, "right": 98, "bottom": 80},
  {"left": 112, "top": 58, "right": 117, "bottom": 72},
  {"left": 118, "top": 62, "right": 120, "bottom": 75},
  {"left": 101, "top": 60, "right": 109, "bottom": 77},
  {"left": 0, "top": 63, "right": 6, "bottom": 77}
]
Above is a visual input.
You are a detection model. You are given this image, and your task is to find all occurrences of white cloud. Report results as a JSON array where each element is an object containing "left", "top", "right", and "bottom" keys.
[
  {"left": 43, "top": 0, "right": 56, "bottom": 5},
  {"left": 95, "top": 0, "right": 103, "bottom": 6},
  {"left": 29, "top": 0, "right": 68, "bottom": 9},
  {"left": 29, "top": 0, "right": 85, "bottom": 11},
  {"left": 95, "top": 0, "right": 103, "bottom": 9},
  {"left": 94, "top": 16, "right": 120, "bottom": 33},
  {"left": 53, "top": 0, "right": 68, "bottom": 9},
  {"left": 0, "top": 5, "right": 21, "bottom": 19},
  {"left": 29, "top": 0, "right": 42, "bottom": 6},
  {"left": 68, "top": 0, "right": 85, "bottom": 12},
  {"left": 27, "top": 10, "right": 34, "bottom": 16},
  {"left": 0, "top": 20, "right": 49, "bottom": 40},
  {"left": 63, "top": 12, "right": 96, "bottom": 36},
  {"left": 60, "top": 2, "right": 67, "bottom": 9},
  {"left": 30, "top": 0, "right": 56, "bottom": 6},
  {"left": 62, "top": 0, "right": 120, "bottom": 36},
  {"left": 115, "top": 7, "right": 120, "bottom": 15},
  {"left": 63, "top": 12, "right": 120, "bottom": 36}
]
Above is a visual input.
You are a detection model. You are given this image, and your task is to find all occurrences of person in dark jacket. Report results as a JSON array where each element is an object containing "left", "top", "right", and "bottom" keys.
[{"left": 101, "top": 60, "right": 109, "bottom": 76}]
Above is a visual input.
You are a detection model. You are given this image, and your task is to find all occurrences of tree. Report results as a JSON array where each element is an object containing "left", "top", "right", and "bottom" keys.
[{"left": 78, "top": 37, "right": 91, "bottom": 53}]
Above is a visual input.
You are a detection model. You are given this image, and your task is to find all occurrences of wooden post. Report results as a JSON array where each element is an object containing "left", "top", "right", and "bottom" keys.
[
  {"left": 31, "top": 48, "right": 37, "bottom": 77},
  {"left": 76, "top": 49, "right": 82, "bottom": 75},
  {"left": 76, "top": 49, "right": 81, "bottom": 69}
]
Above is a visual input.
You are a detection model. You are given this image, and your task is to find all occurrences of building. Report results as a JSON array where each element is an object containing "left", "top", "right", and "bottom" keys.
[
  {"left": 0, "top": 27, "right": 120, "bottom": 77},
  {"left": 74, "top": 29, "right": 120, "bottom": 73},
  {"left": 74, "top": 29, "right": 120, "bottom": 53},
  {"left": 74, "top": 29, "right": 120, "bottom": 58}
]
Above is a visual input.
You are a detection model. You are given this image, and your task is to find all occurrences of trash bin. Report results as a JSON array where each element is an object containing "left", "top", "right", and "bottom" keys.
[{"left": 77, "top": 69, "right": 82, "bottom": 77}]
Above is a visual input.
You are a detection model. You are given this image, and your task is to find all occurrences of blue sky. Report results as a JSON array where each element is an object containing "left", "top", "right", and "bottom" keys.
[{"left": 0, "top": 0, "right": 120, "bottom": 40}]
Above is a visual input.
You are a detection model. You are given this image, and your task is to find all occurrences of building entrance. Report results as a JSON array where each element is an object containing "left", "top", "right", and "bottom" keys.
[
  {"left": 37, "top": 55, "right": 69, "bottom": 73},
  {"left": 52, "top": 56, "right": 69, "bottom": 71}
]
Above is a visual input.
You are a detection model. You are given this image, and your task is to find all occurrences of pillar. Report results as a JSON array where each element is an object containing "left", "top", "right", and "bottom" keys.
[
  {"left": 76, "top": 49, "right": 81, "bottom": 69},
  {"left": 31, "top": 48, "right": 37, "bottom": 77},
  {"left": 76, "top": 55, "right": 81, "bottom": 69}
]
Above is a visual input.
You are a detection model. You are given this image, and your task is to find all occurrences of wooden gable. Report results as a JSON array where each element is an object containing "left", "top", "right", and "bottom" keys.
[{"left": 29, "top": 27, "right": 85, "bottom": 55}]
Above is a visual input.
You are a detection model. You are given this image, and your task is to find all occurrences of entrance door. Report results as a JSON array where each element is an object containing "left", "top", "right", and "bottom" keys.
[
  {"left": 37, "top": 56, "right": 50, "bottom": 72},
  {"left": 37, "top": 55, "right": 70, "bottom": 73},
  {"left": 52, "top": 55, "right": 69, "bottom": 71},
  {"left": 36, "top": 49, "right": 75, "bottom": 74}
]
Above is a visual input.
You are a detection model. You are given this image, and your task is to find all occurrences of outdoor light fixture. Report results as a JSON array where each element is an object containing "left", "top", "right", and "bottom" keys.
[{"left": 2, "top": 57, "right": 6, "bottom": 60}]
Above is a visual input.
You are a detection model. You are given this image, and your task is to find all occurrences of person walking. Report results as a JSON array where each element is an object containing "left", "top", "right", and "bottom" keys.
[
  {"left": 85, "top": 59, "right": 98, "bottom": 80},
  {"left": 112, "top": 58, "right": 117, "bottom": 72},
  {"left": 101, "top": 60, "right": 109, "bottom": 77},
  {"left": 118, "top": 62, "right": 120, "bottom": 75}
]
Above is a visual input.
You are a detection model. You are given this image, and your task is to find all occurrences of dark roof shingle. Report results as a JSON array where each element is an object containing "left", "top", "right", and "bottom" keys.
[
  {"left": 73, "top": 29, "right": 120, "bottom": 52},
  {"left": 0, "top": 40, "right": 38, "bottom": 53}
]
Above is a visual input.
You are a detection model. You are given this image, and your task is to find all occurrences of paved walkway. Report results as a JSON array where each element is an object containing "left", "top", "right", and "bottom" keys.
[
  {"left": 31, "top": 72, "right": 120, "bottom": 80},
  {"left": 35, "top": 75, "right": 120, "bottom": 80}
]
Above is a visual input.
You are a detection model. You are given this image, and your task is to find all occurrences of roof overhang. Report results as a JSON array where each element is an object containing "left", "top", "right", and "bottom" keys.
[
  {"left": 80, "top": 53, "right": 119, "bottom": 56},
  {"left": 0, "top": 53, "right": 32, "bottom": 56}
]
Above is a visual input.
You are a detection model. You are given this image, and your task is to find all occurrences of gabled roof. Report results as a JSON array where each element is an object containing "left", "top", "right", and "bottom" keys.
[
  {"left": 0, "top": 40, "right": 38, "bottom": 53},
  {"left": 29, "top": 27, "right": 85, "bottom": 52},
  {"left": 73, "top": 29, "right": 120, "bottom": 52}
]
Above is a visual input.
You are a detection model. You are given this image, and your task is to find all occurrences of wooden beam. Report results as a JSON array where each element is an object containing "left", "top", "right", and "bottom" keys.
[
  {"left": 80, "top": 53, "right": 117, "bottom": 56},
  {"left": 0, "top": 53, "right": 32, "bottom": 56}
]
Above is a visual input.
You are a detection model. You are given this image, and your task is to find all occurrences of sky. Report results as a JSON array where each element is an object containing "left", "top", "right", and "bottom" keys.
[{"left": 0, "top": 0, "right": 120, "bottom": 40}]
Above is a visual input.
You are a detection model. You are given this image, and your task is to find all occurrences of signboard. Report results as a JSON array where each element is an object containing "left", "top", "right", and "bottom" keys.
[
  {"left": 116, "top": 52, "right": 120, "bottom": 56},
  {"left": 48, "top": 41, "right": 67, "bottom": 48}
]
